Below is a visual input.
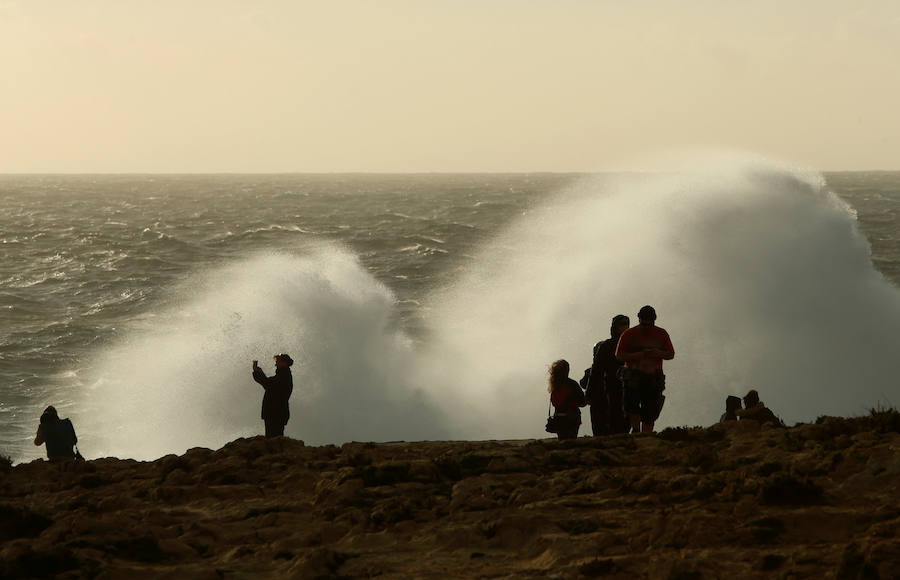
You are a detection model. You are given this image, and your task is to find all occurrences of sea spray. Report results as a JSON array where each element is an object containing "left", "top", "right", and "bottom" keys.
[
  {"left": 78, "top": 247, "right": 455, "bottom": 460},
  {"left": 75, "top": 158, "right": 900, "bottom": 459},
  {"left": 424, "top": 156, "right": 900, "bottom": 438}
]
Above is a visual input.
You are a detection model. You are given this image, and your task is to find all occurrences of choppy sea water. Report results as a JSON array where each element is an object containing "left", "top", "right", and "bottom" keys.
[{"left": 2, "top": 168, "right": 900, "bottom": 461}]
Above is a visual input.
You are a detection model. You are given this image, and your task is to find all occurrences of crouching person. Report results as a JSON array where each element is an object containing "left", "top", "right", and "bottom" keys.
[{"left": 34, "top": 406, "right": 78, "bottom": 463}]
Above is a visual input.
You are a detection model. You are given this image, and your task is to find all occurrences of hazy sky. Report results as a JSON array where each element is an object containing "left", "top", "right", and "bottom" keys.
[{"left": 2, "top": 0, "right": 899, "bottom": 172}]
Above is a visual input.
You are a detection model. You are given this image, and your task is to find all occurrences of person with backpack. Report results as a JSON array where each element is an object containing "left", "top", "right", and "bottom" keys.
[
  {"left": 548, "top": 359, "right": 586, "bottom": 440},
  {"left": 586, "top": 314, "right": 630, "bottom": 436},
  {"left": 615, "top": 305, "right": 675, "bottom": 433},
  {"left": 33, "top": 405, "right": 79, "bottom": 463},
  {"left": 252, "top": 353, "right": 294, "bottom": 438}
]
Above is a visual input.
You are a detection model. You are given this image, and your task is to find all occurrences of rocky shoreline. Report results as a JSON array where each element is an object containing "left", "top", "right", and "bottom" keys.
[{"left": 2, "top": 412, "right": 899, "bottom": 579}]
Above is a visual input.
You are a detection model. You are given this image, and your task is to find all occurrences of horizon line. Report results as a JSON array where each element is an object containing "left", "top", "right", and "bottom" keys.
[{"left": 2, "top": 168, "right": 899, "bottom": 177}]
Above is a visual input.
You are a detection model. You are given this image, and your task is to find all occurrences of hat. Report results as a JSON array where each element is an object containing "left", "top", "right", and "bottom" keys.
[
  {"left": 638, "top": 305, "right": 657, "bottom": 321},
  {"left": 274, "top": 353, "right": 294, "bottom": 366}
]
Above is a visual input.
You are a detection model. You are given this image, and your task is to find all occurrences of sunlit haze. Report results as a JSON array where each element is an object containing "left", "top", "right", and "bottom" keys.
[{"left": 2, "top": 0, "right": 899, "bottom": 172}]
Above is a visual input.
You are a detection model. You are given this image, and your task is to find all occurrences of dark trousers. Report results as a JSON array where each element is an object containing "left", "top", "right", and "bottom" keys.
[
  {"left": 589, "top": 388, "right": 628, "bottom": 435},
  {"left": 264, "top": 420, "right": 285, "bottom": 438},
  {"left": 624, "top": 371, "right": 665, "bottom": 424},
  {"left": 589, "top": 389, "right": 609, "bottom": 436},
  {"left": 589, "top": 401, "right": 607, "bottom": 436},
  {"left": 607, "top": 386, "right": 628, "bottom": 434},
  {"left": 557, "top": 416, "right": 580, "bottom": 440}
]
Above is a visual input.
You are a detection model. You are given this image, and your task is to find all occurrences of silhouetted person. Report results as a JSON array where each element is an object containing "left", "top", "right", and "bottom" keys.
[
  {"left": 720, "top": 395, "right": 742, "bottom": 423},
  {"left": 586, "top": 314, "right": 630, "bottom": 436},
  {"left": 33, "top": 405, "right": 78, "bottom": 463},
  {"left": 252, "top": 354, "right": 294, "bottom": 438},
  {"left": 615, "top": 305, "right": 675, "bottom": 433},
  {"left": 548, "top": 359, "right": 586, "bottom": 440},
  {"left": 736, "top": 389, "right": 784, "bottom": 427}
]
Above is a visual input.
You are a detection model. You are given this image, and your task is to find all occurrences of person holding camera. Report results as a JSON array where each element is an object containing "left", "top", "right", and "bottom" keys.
[
  {"left": 34, "top": 405, "right": 79, "bottom": 463},
  {"left": 252, "top": 354, "right": 294, "bottom": 438},
  {"left": 615, "top": 305, "right": 674, "bottom": 433}
]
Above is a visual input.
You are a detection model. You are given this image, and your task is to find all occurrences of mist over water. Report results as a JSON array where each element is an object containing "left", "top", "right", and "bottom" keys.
[
  {"left": 428, "top": 157, "right": 900, "bottom": 439},
  {"left": 80, "top": 248, "right": 453, "bottom": 459},
  {"left": 72, "top": 158, "right": 900, "bottom": 459}
]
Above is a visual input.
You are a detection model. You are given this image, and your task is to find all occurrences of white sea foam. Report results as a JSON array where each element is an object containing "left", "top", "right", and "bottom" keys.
[
  {"left": 78, "top": 245, "right": 452, "bottom": 460},
  {"left": 75, "top": 156, "right": 900, "bottom": 459},
  {"left": 425, "top": 154, "right": 900, "bottom": 439}
]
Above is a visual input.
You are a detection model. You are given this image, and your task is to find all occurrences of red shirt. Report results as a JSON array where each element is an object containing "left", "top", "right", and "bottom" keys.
[
  {"left": 551, "top": 378, "right": 584, "bottom": 413},
  {"left": 615, "top": 325, "right": 674, "bottom": 374}
]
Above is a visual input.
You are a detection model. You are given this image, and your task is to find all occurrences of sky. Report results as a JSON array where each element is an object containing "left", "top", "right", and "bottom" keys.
[{"left": 1, "top": 0, "right": 899, "bottom": 173}]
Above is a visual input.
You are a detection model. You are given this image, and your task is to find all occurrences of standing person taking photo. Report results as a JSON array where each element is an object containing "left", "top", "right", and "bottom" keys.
[
  {"left": 548, "top": 359, "right": 585, "bottom": 440},
  {"left": 615, "top": 305, "right": 675, "bottom": 433},
  {"left": 252, "top": 353, "right": 294, "bottom": 438}
]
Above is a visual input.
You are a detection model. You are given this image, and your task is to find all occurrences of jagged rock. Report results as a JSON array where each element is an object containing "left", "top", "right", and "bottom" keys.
[{"left": 2, "top": 412, "right": 899, "bottom": 577}]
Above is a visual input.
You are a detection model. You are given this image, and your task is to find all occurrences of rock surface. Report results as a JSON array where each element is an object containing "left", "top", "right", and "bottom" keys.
[{"left": 3, "top": 412, "right": 900, "bottom": 579}]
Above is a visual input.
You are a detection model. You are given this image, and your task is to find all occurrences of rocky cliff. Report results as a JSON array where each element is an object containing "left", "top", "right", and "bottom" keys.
[{"left": 2, "top": 412, "right": 899, "bottom": 579}]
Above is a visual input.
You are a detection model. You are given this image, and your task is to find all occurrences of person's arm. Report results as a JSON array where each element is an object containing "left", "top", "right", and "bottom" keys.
[
  {"left": 34, "top": 425, "right": 44, "bottom": 446},
  {"left": 656, "top": 330, "right": 675, "bottom": 360},
  {"left": 592, "top": 344, "right": 606, "bottom": 388},
  {"left": 572, "top": 380, "right": 586, "bottom": 408},
  {"left": 736, "top": 403, "right": 765, "bottom": 418},
  {"left": 645, "top": 331, "right": 675, "bottom": 361},
  {"left": 252, "top": 367, "right": 275, "bottom": 390},
  {"left": 615, "top": 333, "right": 644, "bottom": 363}
]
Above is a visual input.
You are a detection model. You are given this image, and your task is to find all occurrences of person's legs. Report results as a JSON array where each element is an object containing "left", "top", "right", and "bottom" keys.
[
  {"left": 589, "top": 397, "right": 608, "bottom": 436},
  {"left": 607, "top": 386, "right": 626, "bottom": 434},
  {"left": 624, "top": 379, "right": 642, "bottom": 433},
  {"left": 638, "top": 374, "right": 661, "bottom": 433},
  {"left": 264, "top": 421, "right": 285, "bottom": 438},
  {"left": 557, "top": 419, "right": 579, "bottom": 439}
]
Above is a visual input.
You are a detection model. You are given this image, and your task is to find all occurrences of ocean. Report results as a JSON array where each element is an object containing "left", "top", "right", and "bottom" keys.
[{"left": 3, "top": 161, "right": 900, "bottom": 462}]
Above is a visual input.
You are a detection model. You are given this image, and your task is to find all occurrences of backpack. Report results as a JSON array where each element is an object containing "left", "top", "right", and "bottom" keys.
[{"left": 569, "top": 380, "right": 586, "bottom": 408}]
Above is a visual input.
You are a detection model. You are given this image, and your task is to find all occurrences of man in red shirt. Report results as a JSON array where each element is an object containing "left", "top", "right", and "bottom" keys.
[{"left": 615, "top": 305, "right": 675, "bottom": 433}]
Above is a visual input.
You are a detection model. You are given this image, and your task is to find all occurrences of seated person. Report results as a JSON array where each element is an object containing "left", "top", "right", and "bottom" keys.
[
  {"left": 34, "top": 406, "right": 78, "bottom": 462},
  {"left": 736, "top": 389, "right": 785, "bottom": 427},
  {"left": 720, "top": 395, "right": 742, "bottom": 422}
]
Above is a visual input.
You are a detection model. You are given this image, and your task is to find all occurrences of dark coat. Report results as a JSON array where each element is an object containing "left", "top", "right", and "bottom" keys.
[
  {"left": 587, "top": 336, "right": 625, "bottom": 401},
  {"left": 39, "top": 418, "right": 77, "bottom": 459},
  {"left": 253, "top": 367, "right": 293, "bottom": 425}
]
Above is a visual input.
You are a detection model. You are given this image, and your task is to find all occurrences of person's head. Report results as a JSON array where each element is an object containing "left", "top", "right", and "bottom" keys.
[
  {"left": 40, "top": 405, "right": 59, "bottom": 424},
  {"left": 273, "top": 353, "right": 294, "bottom": 368},
  {"left": 743, "top": 389, "right": 760, "bottom": 408},
  {"left": 725, "top": 395, "right": 742, "bottom": 413},
  {"left": 547, "top": 359, "right": 570, "bottom": 392},
  {"left": 637, "top": 305, "right": 657, "bottom": 327},
  {"left": 610, "top": 314, "right": 630, "bottom": 338}
]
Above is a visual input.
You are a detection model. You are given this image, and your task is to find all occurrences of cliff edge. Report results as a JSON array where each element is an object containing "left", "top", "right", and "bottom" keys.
[{"left": 2, "top": 411, "right": 899, "bottom": 579}]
